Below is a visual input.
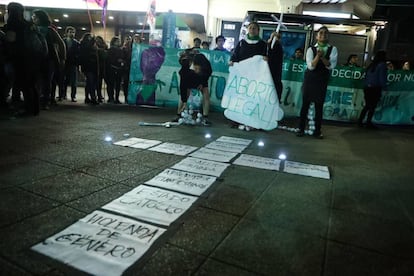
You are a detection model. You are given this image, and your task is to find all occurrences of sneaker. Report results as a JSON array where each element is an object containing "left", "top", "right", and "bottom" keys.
[
  {"left": 71, "top": 98, "right": 77, "bottom": 102},
  {"left": 201, "top": 118, "right": 211, "bottom": 126}
]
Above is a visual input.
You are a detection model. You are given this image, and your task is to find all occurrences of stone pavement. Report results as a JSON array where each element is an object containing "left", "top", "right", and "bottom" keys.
[{"left": 1, "top": 99, "right": 414, "bottom": 276}]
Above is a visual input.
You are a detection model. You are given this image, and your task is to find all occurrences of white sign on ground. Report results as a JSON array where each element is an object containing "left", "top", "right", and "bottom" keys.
[
  {"left": 284, "top": 161, "right": 330, "bottom": 179},
  {"left": 233, "top": 154, "right": 281, "bottom": 171},
  {"left": 205, "top": 141, "right": 248, "bottom": 153},
  {"left": 189, "top": 147, "right": 239, "bottom": 163},
  {"left": 113, "top": 137, "right": 162, "bottom": 149},
  {"left": 216, "top": 136, "right": 252, "bottom": 146},
  {"left": 102, "top": 185, "right": 198, "bottom": 226},
  {"left": 171, "top": 157, "right": 229, "bottom": 177},
  {"left": 113, "top": 137, "right": 145, "bottom": 147},
  {"left": 32, "top": 210, "right": 166, "bottom": 276},
  {"left": 145, "top": 168, "right": 217, "bottom": 196},
  {"left": 148, "top": 142, "right": 198, "bottom": 156}
]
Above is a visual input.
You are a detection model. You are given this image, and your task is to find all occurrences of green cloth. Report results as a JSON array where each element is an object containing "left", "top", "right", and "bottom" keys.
[{"left": 247, "top": 34, "right": 260, "bottom": 41}]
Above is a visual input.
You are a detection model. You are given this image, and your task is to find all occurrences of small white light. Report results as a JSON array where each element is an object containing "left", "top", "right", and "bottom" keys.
[
  {"left": 104, "top": 136, "right": 112, "bottom": 142},
  {"left": 204, "top": 133, "right": 211, "bottom": 139},
  {"left": 63, "top": 14, "right": 69, "bottom": 18},
  {"left": 278, "top": 153, "right": 287, "bottom": 160},
  {"left": 108, "top": 16, "right": 114, "bottom": 20},
  {"left": 258, "top": 141, "right": 265, "bottom": 147}
]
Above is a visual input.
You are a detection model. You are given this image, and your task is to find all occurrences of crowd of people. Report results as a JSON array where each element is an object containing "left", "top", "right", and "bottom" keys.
[
  {"left": 1, "top": 2, "right": 411, "bottom": 135},
  {"left": 0, "top": 2, "right": 134, "bottom": 116}
]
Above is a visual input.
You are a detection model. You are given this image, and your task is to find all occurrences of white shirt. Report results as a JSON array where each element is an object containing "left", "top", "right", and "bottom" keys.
[{"left": 306, "top": 43, "right": 338, "bottom": 70}]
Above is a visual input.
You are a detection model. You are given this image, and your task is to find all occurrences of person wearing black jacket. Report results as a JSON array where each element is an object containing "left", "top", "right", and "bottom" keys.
[
  {"left": 229, "top": 22, "right": 267, "bottom": 64},
  {"left": 267, "top": 31, "right": 283, "bottom": 103},
  {"left": 79, "top": 33, "right": 99, "bottom": 105},
  {"left": 106, "top": 36, "right": 125, "bottom": 104},
  {"left": 60, "top": 26, "right": 80, "bottom": 102}
]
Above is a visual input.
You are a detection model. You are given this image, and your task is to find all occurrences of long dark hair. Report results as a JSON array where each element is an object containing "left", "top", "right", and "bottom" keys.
[
  {"left": 6, "top": 2, "right": 25, "bottom": 25},
  {"left": 367, "top": 50, "right": 386, "bottom": 72}
]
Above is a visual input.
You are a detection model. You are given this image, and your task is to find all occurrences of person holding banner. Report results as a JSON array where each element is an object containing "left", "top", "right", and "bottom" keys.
[
  {"left": 297, "top": 26, "right": 338, "bottom": 139},
  {"left": 229, "top": 22, "right": 267, "bottom": 65},
  {"left": 228, "top": 21, "right": 267, "bottom": 129}
]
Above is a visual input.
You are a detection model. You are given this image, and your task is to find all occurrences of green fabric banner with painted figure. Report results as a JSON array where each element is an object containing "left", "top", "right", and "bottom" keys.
[{"left": 128, "top": 45, "right": 414, "bottom": 125}]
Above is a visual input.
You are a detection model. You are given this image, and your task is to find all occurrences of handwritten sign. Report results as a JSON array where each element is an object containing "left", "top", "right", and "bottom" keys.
[
  {"left": 32, "top": 210, "right": 165, "bottom": 276},
  {"left": 284, "top": 161, "right": 330, "bottom": 179},
  {"left": 221, "top": 55, "right": 284, "bottom": 130},
  {"left": 171, "top": 157, "right": 229, "bottom": 177},
  {"left": 216, "top": 136, "right": 252, "bottom": 146},
  {"left": 189, "top": 147, "right": 239, "bottom": 163},
  {"left": 233, "top": 154, "right": 281, "bottom": 171},
  {"left": 148, "top": 142, "right": 198, "bottom": 156},
  {"left": 205, "top": 141, "right": 248, "bottom": 153},
  {"left": 113, "top": 137, "right": 162, "bottom": 149},
  {"left": 102, "top": 185, "right": 197, "bottom": 226},
  {"left": 145, "top": 168, "right": 217, "bottom": 196}
]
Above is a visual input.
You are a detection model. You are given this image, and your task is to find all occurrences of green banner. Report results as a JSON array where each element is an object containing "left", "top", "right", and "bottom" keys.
[{"left": 128, "top": 45, "right": 414, "bottom": 125}]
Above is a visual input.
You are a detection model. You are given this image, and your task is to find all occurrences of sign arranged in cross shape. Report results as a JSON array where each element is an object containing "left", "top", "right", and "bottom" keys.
[{"left": 32, "top": 135, "right": 330, "bottom": 276}]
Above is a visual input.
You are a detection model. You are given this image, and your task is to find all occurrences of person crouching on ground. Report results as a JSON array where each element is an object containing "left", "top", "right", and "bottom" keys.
[
  {"left": 174, "top": 49, "right": 212, "bottom": 126},
  {"left": 174, "top": 50, "right": 201, "bottom": 120}
]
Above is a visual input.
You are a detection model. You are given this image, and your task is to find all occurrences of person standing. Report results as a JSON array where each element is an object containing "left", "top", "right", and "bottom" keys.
[
  {"left": 95, "top": 35, "right": 108, "bottom": 103},
  {"left": 60, "top": 26, "right": 80, "bottom": 102},
  {"left": 193, "top": 37, "right": 201, "bottom": 49},
  {"left": 3, "top": 2, "right": 43, "bottom": 116},
  {"left": 229, "top": 21, "right": 267, "bottom": 129},
  {"left": 32, "top": 9, "right": 66, "bottom": 109},
  {"left": 79, "top": 33, "right": 99, "bottom": 105},
  {"left": 229, "top": 22, "right": 267, "bottom": 65},
  {"left": 267, "top": 31, "right": 283, "bottom": 103},
  {"left": 106, "top": 36, "right": 125, "bottom": 104},
  {"left": 213, "top": 35, "right": 229, "bottom": 52},
  {"left": 344, "top": 54, "right": 359, "bottom": 67},
  {"left": 297, "top": 26, "right": 338, "bottom": 139},
  {"left": 358, "top": 50, "right": 387, "bottom": 129},
  {"left": 291, "top": 47, "right": 304, "bottom": 60}
]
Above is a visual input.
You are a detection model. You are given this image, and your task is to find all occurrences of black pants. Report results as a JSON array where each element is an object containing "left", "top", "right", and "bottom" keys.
[{"left": 358, "top": 86, "right": 382, "bottom": 125}]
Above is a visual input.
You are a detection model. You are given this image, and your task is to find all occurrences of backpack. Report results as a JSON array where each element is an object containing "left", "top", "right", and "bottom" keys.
[{"left": 24, "top": 24, "right": 48, "bottom": 59}]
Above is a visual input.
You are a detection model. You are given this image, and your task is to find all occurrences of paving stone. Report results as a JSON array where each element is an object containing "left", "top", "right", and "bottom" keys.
[
  {"left": 167, "top": 206, "right": 239, "bottom": 255},
  {"left": 212, "top": 218, "right": 325, "bottom": 275},
  {"left": 324, "top": 241, "right": 414, "bottom": 276}
]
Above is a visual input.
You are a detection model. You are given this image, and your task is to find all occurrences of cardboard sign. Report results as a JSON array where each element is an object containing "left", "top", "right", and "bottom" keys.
[
  {"left": 233, "top": 154, "right": 281, "bottom": 171},
  {"left": 171, "top": 157, "right": 229, "bottom": 177},
  {"left": 145, "top": 168, "right": 217, "bottom": 196},
  {"left": 221, "top": 55, "right": 284, "bottom": 130},
  {"left": 189, "top": 147, "right": 239, "bottom": 163},
  {"left": 148, "top": 142, "right": 198, "bottom": 156},
  {"left": 205, "top": 141, "right": 248, "bottom": 153},
  {"left": 113, "top": 137, "right": 162, "bottom": 149},
  {"left": 102, "top": 185, "right": 198, "bottom": 226},
  {"left": 32, "top": 210, "right": 166, "bottom": 276},
  {"left": 216, "top": 136, "right": 252, "bottom": 146},
  {"left": 284, "top": 161, "right": 330, "bottom": 179}
]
